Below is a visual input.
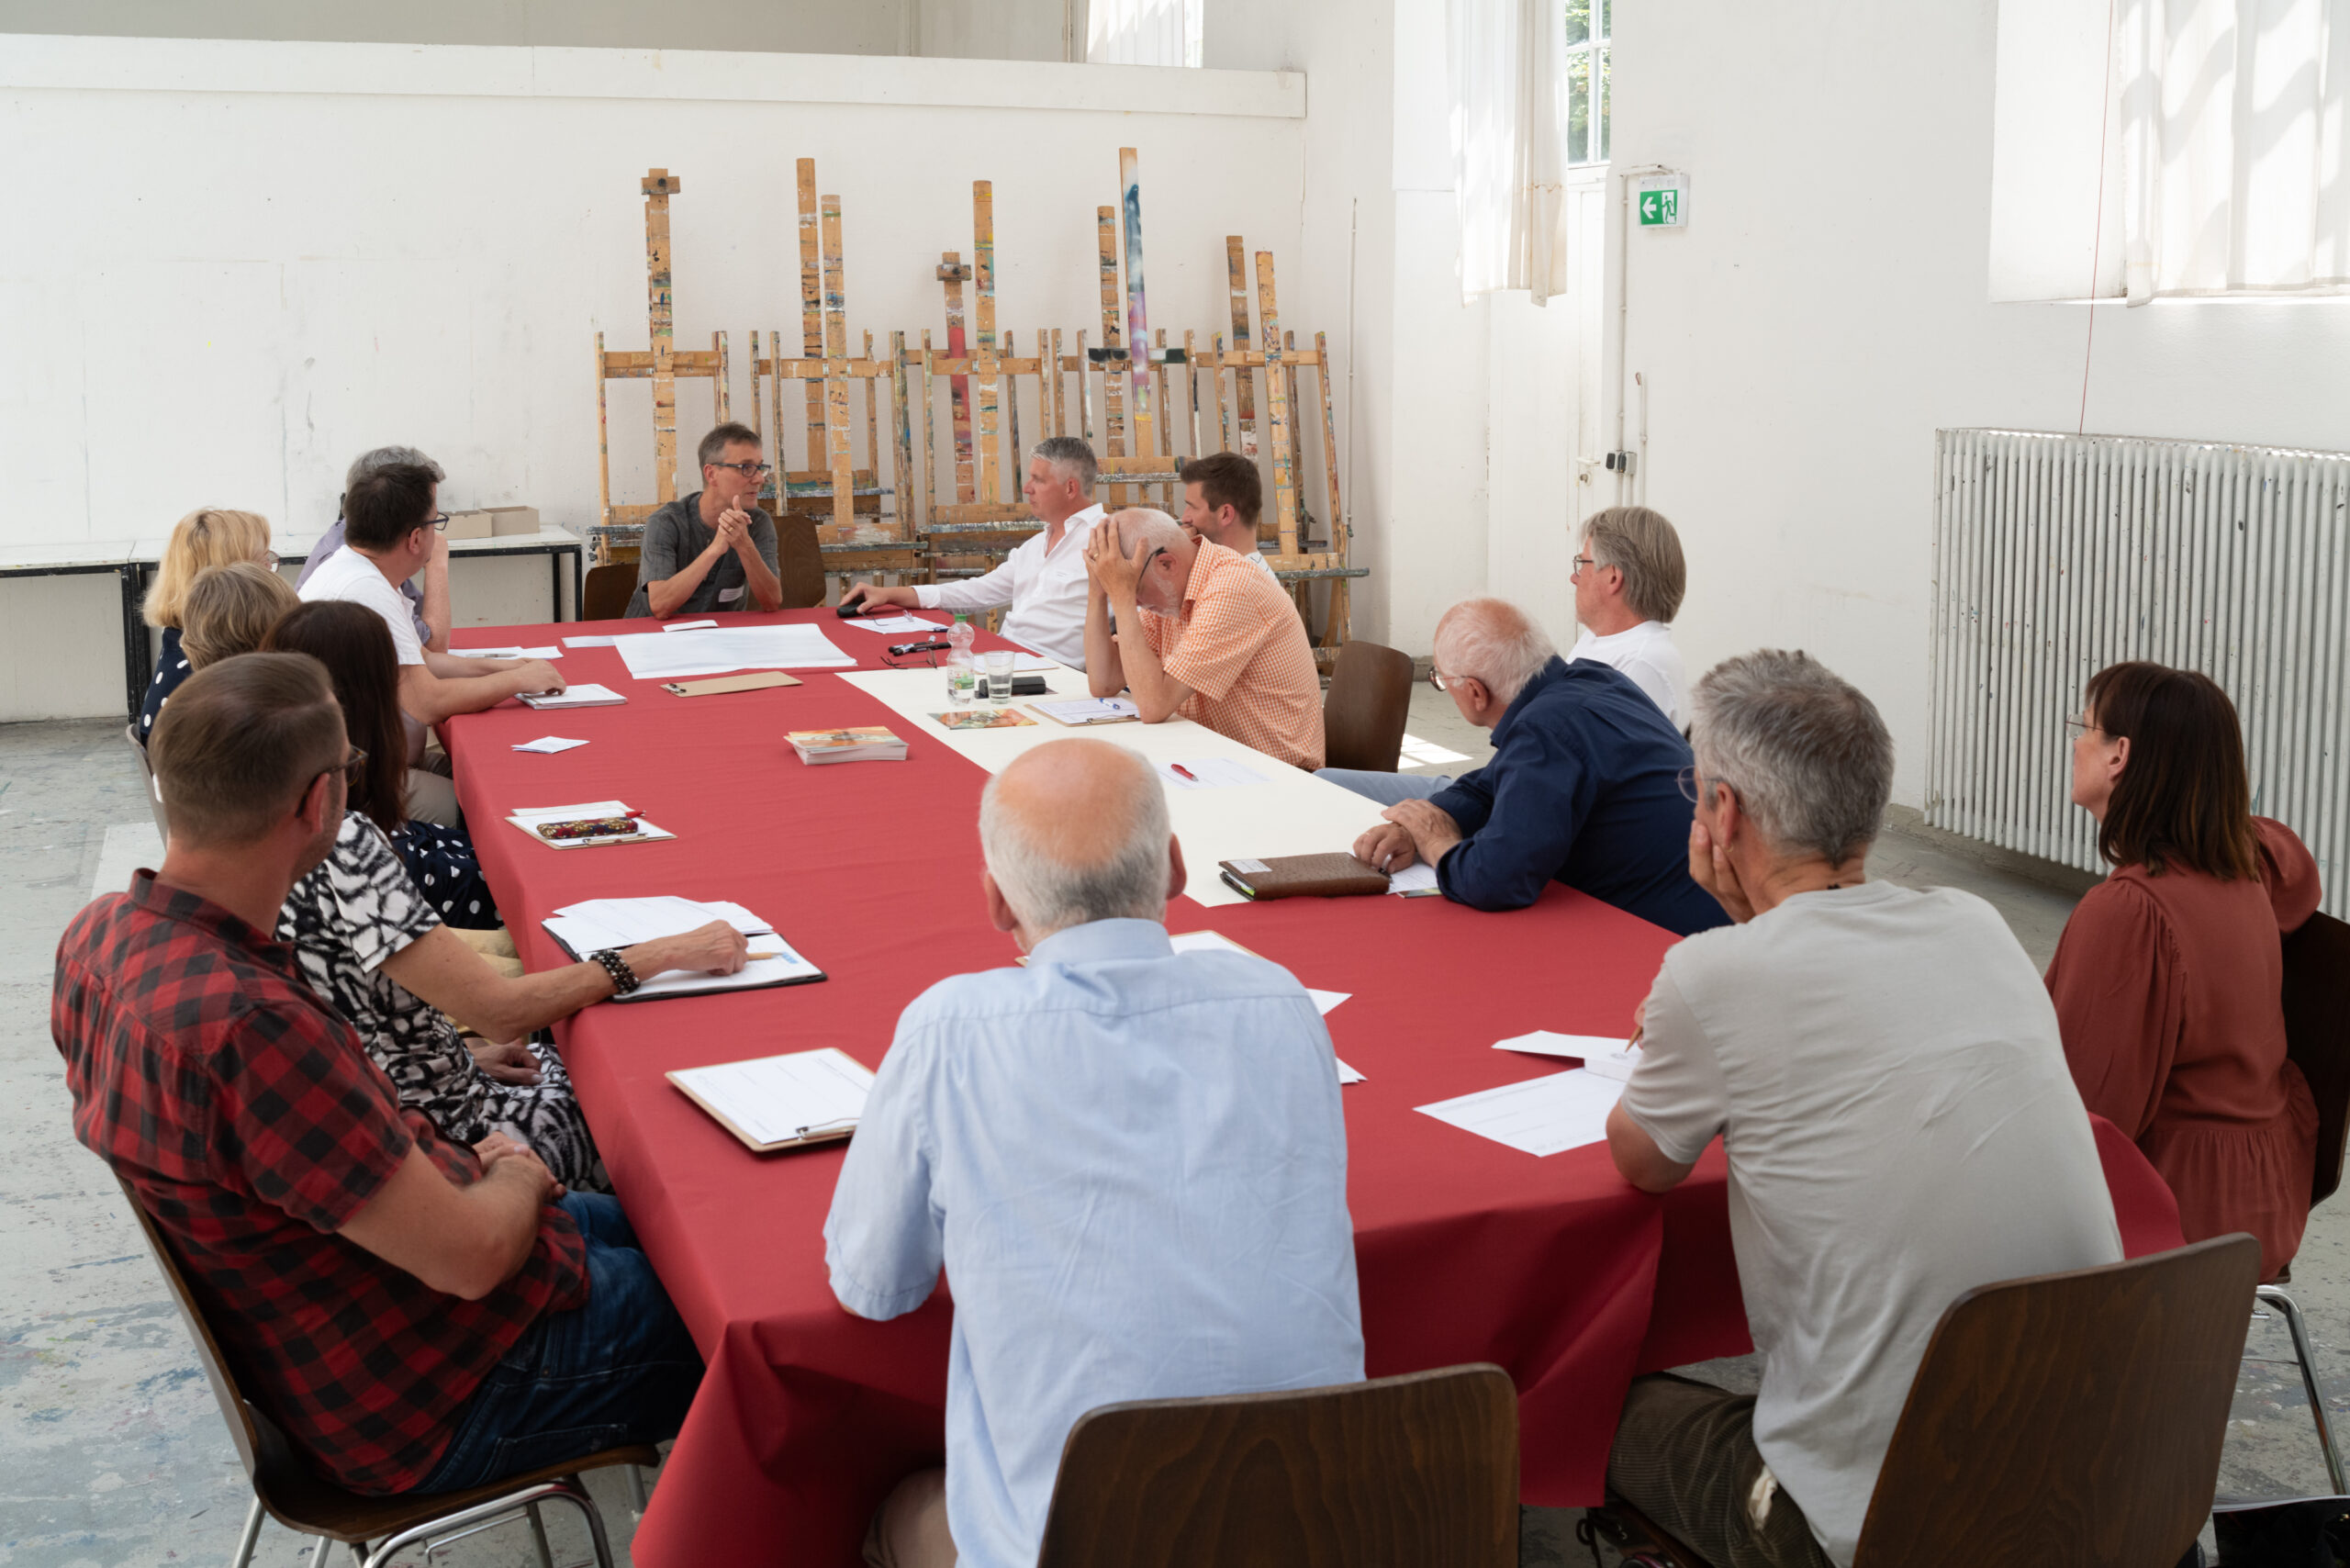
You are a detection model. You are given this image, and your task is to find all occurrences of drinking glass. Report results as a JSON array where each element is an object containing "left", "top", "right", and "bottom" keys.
[{"left": 983, "top": 649, "right": 1016, "bottom": 703}]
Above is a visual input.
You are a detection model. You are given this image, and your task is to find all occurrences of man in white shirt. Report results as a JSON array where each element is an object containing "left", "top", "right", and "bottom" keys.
[
  {"left": 840, "top": 436, "right": 1102, "bottom": 668},
  {"left": 1604, "top": 649, "right": 2121, "bottom": 1568},
  {"left": 825, "top": 738, "right": 1362, "bottom": 1568},
  {"left": 300, "top": 464, "right": 563, "bottom": 823},
  {"left": 296, "top": 445, "right": 451, "bottom": 653},
  {"left": 1570, "top": 505, "right": 1689, "bottom": 730},
  {"left": 1178, "top": 451, "right": 1278, "bottom": 578}
]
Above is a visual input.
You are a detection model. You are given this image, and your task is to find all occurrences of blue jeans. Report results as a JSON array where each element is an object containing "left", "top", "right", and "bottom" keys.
[
  {"left": 416, "top": 1193, "right": 703, "bottom": 1493},
  {"left": 1315, "top": 767, "right": 1453, "bottom": 806}
]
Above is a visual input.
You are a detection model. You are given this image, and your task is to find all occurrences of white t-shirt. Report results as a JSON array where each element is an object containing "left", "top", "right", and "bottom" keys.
[
  {"left": 1246, "top": 550, "right": 1278, "bottom": 580},
  {"left": 1569, "top": 620, "right": 1686, "bottom": 730},
  {"left": 299, "top": 545, "right": 427, "bottom": 667},
  {"left": 1620, "top": 882, "right": 2122, "bottom": 1566},
  {"left": 914, "top": 506, "right": 1103, "bottom": 669}
]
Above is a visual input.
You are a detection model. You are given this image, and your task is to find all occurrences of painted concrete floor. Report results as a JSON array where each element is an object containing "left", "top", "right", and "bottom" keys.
[{"left": 4, "top": 700, "right": 2341, "bottom": 1567}]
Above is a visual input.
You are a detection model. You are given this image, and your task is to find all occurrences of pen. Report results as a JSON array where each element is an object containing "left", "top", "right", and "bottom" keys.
[
  {"left": 1170, "top": 764, "right": 1200, "bottom": 783},
  {"left": 746, "top": 950, "right": 778, "bottom": 960}
]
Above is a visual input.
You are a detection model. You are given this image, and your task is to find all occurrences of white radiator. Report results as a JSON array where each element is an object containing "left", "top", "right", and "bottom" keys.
[{"left": 1928, "top": 429, "right": 2350, "bottom": 918}]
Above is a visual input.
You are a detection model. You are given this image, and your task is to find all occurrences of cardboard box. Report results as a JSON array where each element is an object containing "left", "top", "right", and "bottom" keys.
[
  {"left": 487, "top": 505, "right": 542, "bottom": 537},
  {"left": 442, "top": 509, "right": 495, "bottom": 540}
]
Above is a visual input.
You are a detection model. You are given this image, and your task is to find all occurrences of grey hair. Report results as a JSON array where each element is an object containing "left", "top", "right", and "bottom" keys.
[
  {"left": 1112, "top": 507, "right": 1190, "bottom": 559},
  {"left": 345, "top": 445, "right": 443, "bottom": 491},
  {"left": 697, "top": 421, "right": 763, "bottom": 469},
  {"left": 979, "top": 745, "right": 1170, "bottom": 934},
  {"left": 1583, "top": 505, "right": 1687, "bottom": 623},
  {"left": 1032, "top": 435, "right": 1099, "bottom": 492},
  {"left": 1689, "top": 649, "right": 1892, "bottom": 864},
  {"left": 1433, "top": 597, "right": 1557, "bottom": 707}
]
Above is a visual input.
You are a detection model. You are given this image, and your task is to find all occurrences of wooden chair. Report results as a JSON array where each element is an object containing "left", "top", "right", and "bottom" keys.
[
  {"left": 122, "top": 722, "right": 171, "bottom": 842},
  {"left": 1598, "top": 1234, "right": 2262, "bottom": 1568},
  {"left": 580, "top": 563, "right": 638, "bottom": 622},
  {"left": 1034, "top": 1363, "right": 1517, "bottom": 1568},
  {"left": 2261, "top": 909, "right": 2350, "bottom": 1494},
  {"left": 775, "top": 512, "right": 825, "bottom": 608},
  {"left": 116, "top": 1179, "right": 655, "bottom": 1568},
  {"left": 1319, "top": 639, "right": 1416, "bottom": 774}
]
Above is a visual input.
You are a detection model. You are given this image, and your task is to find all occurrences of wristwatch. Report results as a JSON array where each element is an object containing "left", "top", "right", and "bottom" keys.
[{"left": 588, "top": 947, "right": 641, "bottom": 996}]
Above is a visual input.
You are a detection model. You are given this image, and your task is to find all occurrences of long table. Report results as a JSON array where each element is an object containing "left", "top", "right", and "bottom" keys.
[{"left": 442, "top": 609, "right": 2183, "bottom": 1567}]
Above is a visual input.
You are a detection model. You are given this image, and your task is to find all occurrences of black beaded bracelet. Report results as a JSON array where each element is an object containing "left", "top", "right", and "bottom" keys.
[{"left": 589, "top": 947, "right": 641, "bottom": 996}]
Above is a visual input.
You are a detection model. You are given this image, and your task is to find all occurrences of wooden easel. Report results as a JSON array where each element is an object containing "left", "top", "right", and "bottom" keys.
[
  {"left": 594, "top": 168, "right": 731, "bottom": 544},
  {"left": 748, "top": 160, "right": 917, "bottom": 584}
]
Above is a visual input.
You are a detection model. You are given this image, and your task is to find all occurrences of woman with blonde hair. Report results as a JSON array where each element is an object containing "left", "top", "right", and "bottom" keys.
[
  {"left": 138, "top": 508, "right": 275, "bottom": 744},
  {"left": 179, "top": 561, "right": 299, "bottom": 670}
]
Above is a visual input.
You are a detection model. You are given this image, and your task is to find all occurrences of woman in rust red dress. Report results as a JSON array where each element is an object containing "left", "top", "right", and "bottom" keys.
[{"left": 2045, "top": 662, "right": 2322, "bottom": 1282}]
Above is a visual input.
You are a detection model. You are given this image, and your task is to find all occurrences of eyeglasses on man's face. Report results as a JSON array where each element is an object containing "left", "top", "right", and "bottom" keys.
[
  {"left": 314, "top": 746, "right": 368, "bottom": 792},
  {"left": 1677, "top": 765, "right": 1732, "bottom": 805},
  {"left": 429, "top": 512, "right": 451, "bottom": 532},
  {"left": 710, "top": 460, "right": 773, "bottom": 479}
]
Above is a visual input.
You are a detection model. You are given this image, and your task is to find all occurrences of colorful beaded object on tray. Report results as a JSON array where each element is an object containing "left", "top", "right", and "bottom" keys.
[{"left": 534, "top": 816, "right": 639, "bottom": 841}]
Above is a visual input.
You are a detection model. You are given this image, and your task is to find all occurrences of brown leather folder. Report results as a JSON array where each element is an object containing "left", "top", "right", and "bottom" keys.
[{"left": 1217, "top": 853, "right": 1392, "bottom": 901}]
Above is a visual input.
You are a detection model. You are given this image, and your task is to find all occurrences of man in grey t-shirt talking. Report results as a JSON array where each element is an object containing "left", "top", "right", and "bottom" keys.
[
  {"left": 1603, "top": 649, "right": 2121, "bottom": 1568},
  {"left": 625, "top": 422, "right": 783, "bottom": 618}
]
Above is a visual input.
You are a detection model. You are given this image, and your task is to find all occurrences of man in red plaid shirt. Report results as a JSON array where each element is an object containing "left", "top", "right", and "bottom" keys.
[{"left": 53, "top": 654, "right": 701, "bottom": 1495}]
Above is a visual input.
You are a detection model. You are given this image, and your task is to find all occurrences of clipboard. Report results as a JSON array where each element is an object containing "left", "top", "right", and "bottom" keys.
[
  {"left": 1027, "top": 697, "right": 1141, "bottom": 726},
  {"left": 665, "top": 1047, "right": 876, "bottom": 1153},
  {"left": 661, "top": 670, "right": 803, "bottom": 698}
]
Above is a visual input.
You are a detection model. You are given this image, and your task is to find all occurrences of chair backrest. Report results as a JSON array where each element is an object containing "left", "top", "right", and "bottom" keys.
[
  {"left": 123, "top": 722, "right": 173, "bottom": 842},
  {"left": 1852, "top": 1232, "right": 2261, "bottom": 1568},
  {"left": 774, "top": 512, "right": 825, "bottom": 609},
  {"left": 580, "top": 562, "right": 637, "bottom": 622},
  {"left": 2283, "top": 910, "right": 2350, "bottom": 1209},
  {"left": 1035, "top": 1363, "right": 1517, "bottom": 1568},
  {"left": 1321, "top": 639, "right": 1416, "bottom": 774}
]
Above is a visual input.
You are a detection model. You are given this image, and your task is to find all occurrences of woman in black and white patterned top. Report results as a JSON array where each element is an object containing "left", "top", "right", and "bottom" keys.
[{"left": 270, "top": 601, "right": 749, "bottom": 1190}]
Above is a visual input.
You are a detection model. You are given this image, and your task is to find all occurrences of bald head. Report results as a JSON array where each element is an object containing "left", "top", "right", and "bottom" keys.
[
  {"left": 1109, "top": 507, "right": 1195, "bottom": 611},
  {"left": 1434, "top": 597, "right": 1557, "bottom": 708},
  {"left": 979, "top": 740, "right": 1174, "bottom": 937}
]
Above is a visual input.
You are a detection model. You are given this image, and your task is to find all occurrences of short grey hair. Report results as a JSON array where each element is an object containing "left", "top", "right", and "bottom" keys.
[
  {"left": 1112, "top": 506, "right": 1190, "bottom": 560},
  {"left": 1690, "top": 649, "right": 1892, "bottom": 864},
  {"left": 697, "top": 422, "right": 763, "bottom": 469},
  {"left": 346, "top": 445, "right": 443, "bottom": 492},
  {"left": 1032, "top": 435, "right": 1098, "bottom": 492},
  {"left": 1583, "top": 505, "right": 1687, "bottom": 623},
  {"left": 979, "top": 744, "right": 1170, "bottom": 934},
  {"left": 1433, "top": 598, "right": 1557, "bottom": 707}
]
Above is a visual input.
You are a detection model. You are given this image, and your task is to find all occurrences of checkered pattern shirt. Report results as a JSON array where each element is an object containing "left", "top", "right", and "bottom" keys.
[
  {"left": 1131, "top": 542, "right": 1326, "bottom": 769},
  {"left": 52, "top": 871, "right": 590, "bottom": 1495}
]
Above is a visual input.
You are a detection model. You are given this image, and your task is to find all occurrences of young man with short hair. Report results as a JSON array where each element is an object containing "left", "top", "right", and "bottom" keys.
[
  {"left": 1177, "top": 451, "right": 1275, "bottom": 577},
  {"left": 53, "top": 654, "right": 702, "bottom": 1497},
  {"left": 626, "top": 422, "right": 785, "bottom": 618}
]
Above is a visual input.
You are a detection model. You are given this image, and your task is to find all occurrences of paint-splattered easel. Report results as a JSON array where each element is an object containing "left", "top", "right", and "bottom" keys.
[
  {"left": 748, "top": 160, "right": 918, "bottom": 588},
  {"left": 592, "top": 169, "right": 732, "bottom": 561}
]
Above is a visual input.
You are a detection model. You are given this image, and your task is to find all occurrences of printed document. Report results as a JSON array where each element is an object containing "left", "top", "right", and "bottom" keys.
[
  {"left": 614, "top": 624, "right": 856, "bottom": 681},
  {"left": 670, "top": 1048, "right": 876, "bottom": 1146},
  {"left": 1416, "top": 1070, "right": 1626, "bottom": 1157},
  {"left": 543, "top": 895, "right": 822, "bottom": 996}
]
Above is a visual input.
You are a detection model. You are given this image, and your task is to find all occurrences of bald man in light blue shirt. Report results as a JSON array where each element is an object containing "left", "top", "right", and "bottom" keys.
[{"left": 824, "top": 740, "right": 1363, "bottom": 1568}]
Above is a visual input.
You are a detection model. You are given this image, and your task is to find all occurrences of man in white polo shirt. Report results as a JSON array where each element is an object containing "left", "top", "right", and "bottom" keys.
[
  {"left": 300, "top": 462, "right": 563, "bottom": 823},
  {"left": 1571, "top": 505, "right": 1690, "bottom": 731},
  {"left": 839, "top": 437, "right": 1102, "bottom": 669}
]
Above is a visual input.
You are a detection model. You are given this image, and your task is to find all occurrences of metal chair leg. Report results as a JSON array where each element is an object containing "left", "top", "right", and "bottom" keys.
[
  {"left": 625, "top": 1462, "right": 649, "bottom": 1515},
  {"left": 526, "top": 1500, "right": 555, "bottom": 1568},
  {"left": 2257, "top": 1284, "right": 2347, "bottom": 1495},
  {"left": 358, "top": 1478, "right": 615, "bottom": 1568},
  {"left": 228, "top": 1495, "right": 265, "bottom": 1568},
  {"left": 531, "top": 1483, "right": 619, "bottom": 1568}
]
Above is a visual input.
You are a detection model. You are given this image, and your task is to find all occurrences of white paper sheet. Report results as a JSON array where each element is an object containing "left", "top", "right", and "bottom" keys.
[
  {"left": 841, "top": 613, "right": 947, "bottom": 634},
  {"left": 614, "top": 624, "right": 856, "bottom": 681},
  {"left": 518, "top": 684, "right": 625, "bottom": 709},
  {"left": 1416, "top": 1070, "right": 1626, "bottom": 1157},
  {"left": 1387, "top": 862, "right": 1441, "bottom": 895},
  {"left": 1494, "top": 1030, "right": 1630, "bottom": 1059},
  {"left": 1336, "top": 1058, "right": 1366, "bottom": 1084},
  {"left": 563, "top": 635, "right": 620, "bottom": 648},
  {"left": 1158, "top": 757, "right": 1269, "bottom": 790},
  {"left": 1307, "top": 989, "right": 1349, "bottom": 1015},
  {"left": 661, "top": 619, "right": 719, "bottom": 632},
  {"left": 453, "top": 645, "right": 562, "bottom": 659},
  {"left": 543, "top": 895, "right": 822, "bottom": 995},
  {"left": 1030, "top": 696, "right": 1139, "bottom": 725},
  {"left": 1169, "top": 930, "right": 1253, "bottom": 958},
  {"left": 512, "top": 736, "right": 588, "bottom": 754},
  {"left": 670, "top": 1048, "right": 875, "bottom": 1145}
]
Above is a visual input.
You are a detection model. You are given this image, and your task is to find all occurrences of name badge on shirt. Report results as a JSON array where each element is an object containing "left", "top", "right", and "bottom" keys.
[{"left": 718, "top": 586, "right": 744, "bottom": 604}]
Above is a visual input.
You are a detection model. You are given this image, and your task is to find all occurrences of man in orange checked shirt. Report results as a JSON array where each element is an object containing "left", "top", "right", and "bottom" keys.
[{"left": 1080, "top": 507, "right": 1325, "bottom": 770}]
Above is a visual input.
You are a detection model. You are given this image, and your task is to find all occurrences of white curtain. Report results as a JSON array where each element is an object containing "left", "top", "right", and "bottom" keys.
[
  {"left": 1448, "top": 0, "right": 1572, "bottom": 304},
  {"left": 2117, "top": 0, "right": 2349, "bottom": 303},
  {"left": 1087, "top": 0, "right": 1203, "bottom": 68}
]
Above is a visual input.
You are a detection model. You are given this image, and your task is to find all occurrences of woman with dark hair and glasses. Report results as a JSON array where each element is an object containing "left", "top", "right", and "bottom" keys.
[
  {"left": 263, "top": 600, "right": 748, "bottom": 1192},
  {"left": 2046, "top": 661, "right": 2322, "bottom": 1281}
]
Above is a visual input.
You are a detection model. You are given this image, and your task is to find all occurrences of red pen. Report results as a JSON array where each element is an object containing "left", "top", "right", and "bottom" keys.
[{"left": 1170, "top": 764, "right": 1201, "bottom": 783}]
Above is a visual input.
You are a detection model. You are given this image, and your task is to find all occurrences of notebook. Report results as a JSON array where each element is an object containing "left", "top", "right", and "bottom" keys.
[
  {"left": 667, "top": 1047, "right": 877, "bottom": 1152},
  {"left": 1030, "top": 696, "right": 1139, "bottom": 726},
  {"left": 1216, "top": 854, "right": 1391, "bottom": 900},
  {"left": 518, "top": 683, "right": 625, "bottom": 710},
  {"left": 506, "top": 800, "right": 676, "bottom": 848},
  {"left": 542, "top": 896, "right": 825, "bottom": 1001}
]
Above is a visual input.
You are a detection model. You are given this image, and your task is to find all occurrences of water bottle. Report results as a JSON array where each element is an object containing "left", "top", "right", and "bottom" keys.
[{"left": 945, "top": 615, "right": 978, "bottom": 705}]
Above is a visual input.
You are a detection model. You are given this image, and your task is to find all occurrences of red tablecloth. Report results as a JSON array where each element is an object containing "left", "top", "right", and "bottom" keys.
[{"left": 442, "top": 610, "right": 2183, "bottom": 1567}]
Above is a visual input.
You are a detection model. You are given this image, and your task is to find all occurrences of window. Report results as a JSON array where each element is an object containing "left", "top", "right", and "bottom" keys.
[
  {"left": 1087, "top": 0, "right": 1203, "bottom": 68},
  {"left": 1564, "top": 0, "right": 1610, "bottom": 165}
]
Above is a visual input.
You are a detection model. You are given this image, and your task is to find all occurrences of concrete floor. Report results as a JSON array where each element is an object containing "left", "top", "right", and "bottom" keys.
[{"left": 4, "top": 698, "right": 2341, "bottom": 1566}]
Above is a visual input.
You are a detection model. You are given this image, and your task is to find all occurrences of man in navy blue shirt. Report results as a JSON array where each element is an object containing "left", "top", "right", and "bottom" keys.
[{"left": 1345, "top": 598, "right": 1728, "bottom": 935}]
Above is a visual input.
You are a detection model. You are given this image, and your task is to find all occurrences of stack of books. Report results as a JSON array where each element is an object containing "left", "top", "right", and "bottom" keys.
[{"left": 787, "top": 726, "right": 908, "bottom": 765}]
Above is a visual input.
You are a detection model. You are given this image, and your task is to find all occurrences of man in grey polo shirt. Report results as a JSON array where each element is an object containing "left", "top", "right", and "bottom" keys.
[
  {"left": 624, "top": 422, "right": 783, "bottom": 619},
  {"left": 1604, "top": 649, "right": 2121, "bottom": 1568}
]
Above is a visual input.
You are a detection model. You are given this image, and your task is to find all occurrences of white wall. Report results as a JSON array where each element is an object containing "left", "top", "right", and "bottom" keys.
[
  {"left": 1605, "top": 0, "right": 2350, "bottom": 808},
  {"left": 0, "top": 35, "right": 1305, "bottom": 718}
]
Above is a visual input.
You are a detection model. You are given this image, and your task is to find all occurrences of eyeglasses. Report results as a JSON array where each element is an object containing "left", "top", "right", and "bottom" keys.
[
  {"left": 261, "top": 551, "right": 280, "bottom": 568},
  {"left": 313, "top": 746, "right": 368, "bottom": 792},
  {"left": 710, "top": 460, "right": 774, "bottom": 478},
  {"left": 2064, "top": 713, "right": 2103, "bottom": 740},
  {"left": 1677, "top": 765, "right": 1732, "bottom": 804},
  {"left": 429, "top": 512, "right": 451, "bottom": 532},
  {"left": 1428, "top": 667, "right": 1454, "bottom": 693},
  {"left": 1572, "top": 554, "right": 1615, "bottom": 579}
]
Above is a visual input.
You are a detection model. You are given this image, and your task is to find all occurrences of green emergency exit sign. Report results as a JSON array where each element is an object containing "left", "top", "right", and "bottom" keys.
[
  {"left": 1633, "top": 173, "right": 1687, "bottom": 228},
  {"left": 1639, "top": 187, "right": 1678, "bottom": 225}
]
